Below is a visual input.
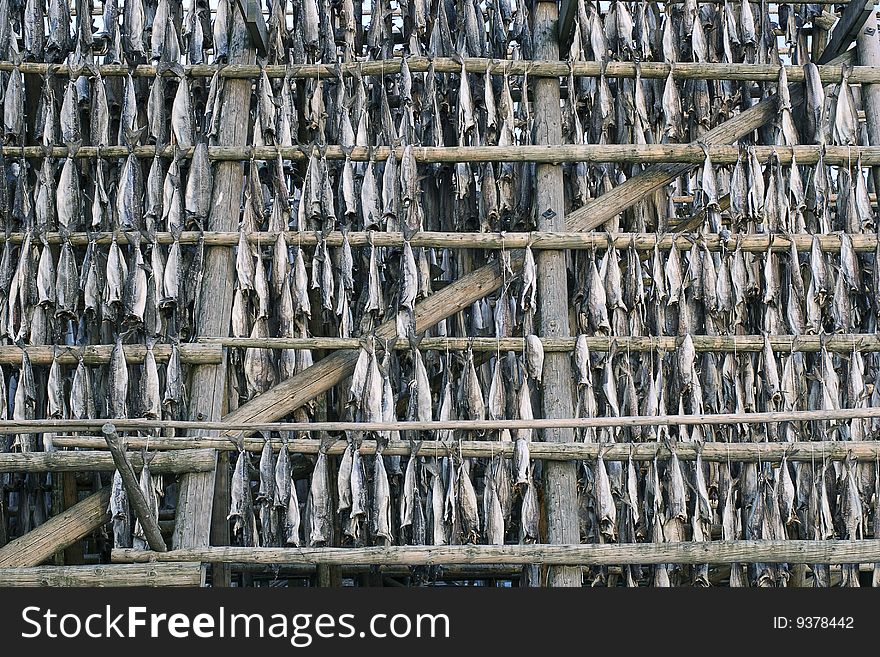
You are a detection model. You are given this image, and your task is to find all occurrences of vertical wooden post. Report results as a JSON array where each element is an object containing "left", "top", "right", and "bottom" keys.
[
  {"left": 61, "top": 473, "right": 83, "bottom": 564},
  {"left": 173, "top": 7, "right": 255, "bottom": 554},
  {"left": 857, "top": 14, "right": 880, "bottom": 197},
  {"left": 532, "top": 0, "right": 581, "bottom": 588},
  {"left": 210, "top": 450, "right": 232, "bottom": 586}
]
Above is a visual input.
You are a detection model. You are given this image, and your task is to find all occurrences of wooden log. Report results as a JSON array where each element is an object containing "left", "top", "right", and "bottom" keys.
[
  {"left": 49, "top": 437, "right": 880, "bottom": 463},
  {"left": 196, "top": 333, "right": 880, "bottom": 353},
  {"left": 3, "top": 142, "right": 880, "bottom": 164},
  {"left": 858, "top": 13, "right": 880, "bottom": 198},
  {"left": 61, "top": 473, "right": 82, "bottom": 565},
  {"left": 819, "top": 0, "right": 876, "bottom": 63},
  {"left": 174, "top": 6, "right": 253, "bottom": 552},
  {"left": 0, "top": 563, "right": 204, "bottom": 586},
  {"left": 112, "top": 540, "right": 880, "bottom": 566},
  {"left": 0, "top": 344, "right": 221, "bottom": 366},
  {"left": 0, "top": 448, "right": 217, "bottom": 473},
  {"left": 28, "top": 405, "right": 880, "bottom": 436},
  {"left": 102, "top": 424, "right": 167, "bottom": 552},
  {"left": 533, "top": 0, "right": 580, "bottom": 588},
  {"left": 1, "top": 56, "right": 877, "bottom": 82},
  {"left": 10, "top": 230, "right": 880, "bottom": 252},
  {"left": 0, "top": 487, "right": 110, "bottom": 567}
]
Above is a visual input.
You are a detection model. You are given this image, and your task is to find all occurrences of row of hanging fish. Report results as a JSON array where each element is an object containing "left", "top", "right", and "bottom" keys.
[
  {"left": 227, "top": 432, "right": 540, "bottom": 550},
  {"left": 572, "top": 234, "right": 880, "bottom": 340},
  {"left": 0, "top": 228, "right": 206, "bottom": 345},
  {"left": 0, "top": 339, "right": 187, "bottom": 450}
]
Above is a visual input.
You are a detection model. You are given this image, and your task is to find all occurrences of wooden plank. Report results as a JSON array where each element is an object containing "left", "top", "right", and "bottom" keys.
[
  {"left": 0, "top": 449, "right": 216, "bottom": 473},
  {"left": 0, "top": 344, "right": 221, "bottom": 366},
  {"left": 173, "top": 5, "right": 254, "bottom": 551},
  {"left": 533, "top": 0, "right": 580, "bottom": 588},
  {"left": 0, "top": 563, "right": 204, "bottom": 587},
  {"left": 818, "top": 0, "right": 876, "bottom": 64},
  {"left": 102, "top": 424, "right": 167, "bottom": 552},
  {"left": 0, "top": 487, "right": 110, "bottom": 568},
  {"left": 50, "top": 438, "right": 880, "bottom": 464},
  {"left": 113, "top": 540, "right": 880, "bottom": 566}
]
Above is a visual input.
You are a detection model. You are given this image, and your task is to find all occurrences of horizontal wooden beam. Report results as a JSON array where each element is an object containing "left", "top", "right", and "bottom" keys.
[
  {"left": 36, "top": 405, "right": 880, "bottom": 439},
  {"left": 0, "top": 487, "right": 110, "bottom": 568},
  {"left": 0, "top": 563, "right": 204, "bottom": 587},
  {"left": 18, "top": 231, "right": 880, "bottom": 253},
  {"left": 50, "top": 438, "right": 880, "bottom": 464},
  {"left": 0, "top": 449, "right": 216, "bottom": 474},
  {"left": 198, "top": 334, "right": 880, "bottom": 354},
  {"left": 0, "top": 344, "right": 221, "bottom": 366},
  {"left": 0, "top": 56, "right": 876, "bottom": 83},
  {"left": 113, "top": 540, "right": 880, "bottom": 566},
  {"left": 1, "top": 144, "right": 878, "bottom": 165}
]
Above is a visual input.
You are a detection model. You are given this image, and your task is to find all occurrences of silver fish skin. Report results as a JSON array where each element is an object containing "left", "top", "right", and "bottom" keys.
[
  {"left": 70, "top": 358, "right": 94, "bottom": 419},
  {"left": 185, "top": 142, "right": 212, "bottom": 223},
  {"left": 373, "top": 452, "right": 394, "bottom": 544},
  {"left": 307, "top": 451, "right": 333, "bottom": 546},
  {"left": 284, "top": 475, "right": 301, "bottom": 546},
  {"left": 36, "top": 242, "right": 56, "bottom": 307},
  {"left": 171, "top": 78, "right": 194, "bottom": 149},
  {"left": 47, "top": 354, "right": 64, "bottom": 419},
  {"left": 243, "top": 318, "right": 277, "bottom": 398},
  {"left": 162, "top": 343, "right": 186, "bottom": 418},
  {"left": 524, "top": 334, "right": 544, "bottom": 383},
  {"left": 57, "top": 156, "right": 82, "bottom": 233},
  {"left": 519, "top": 466, "right": 540, "bottom": 543},
  {"left": 257, "top": 439, "right": 276, "bottom": 504},
  {"left": 108, "top": 338, "right": 129, "bottom": 419},
  {"left": 141, "top": 342, "right": 161, "bottom": 419}
]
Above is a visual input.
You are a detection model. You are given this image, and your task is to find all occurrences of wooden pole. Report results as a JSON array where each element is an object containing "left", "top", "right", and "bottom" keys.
[
  {"left": 102, "top": 424, "right": 167, "bottom": 552},
  {"left": 1, "top": 57, "right": 877, "bottom": 83},
  {"left": 4, "top": 142, "right": 880, "bottom": 164},
  {"left": 7, "top": 230, "right": 880, "bottom": 251},
  {"left": 0, "top": 487, "right": 110, "bottom": 568},
  {"left": 112, "top": 540, "right": 880, "bottom": 566},
  {"left": 533, "top": 0, "right": 579, "bottom": 588},
  {"left": 0, "top": 344, "right": 221, "bottom": 366},
  {"left": 61, "top": 473, "right": 82, "bottom": 565},
  {"left": 29, "top": 404, "right": 880, "bottom": 436},
  {"left": 195, "top": 333, "right": 880, "bottom": 353},
  {"left": 0, "top": 448, "right": 216, "bottom": 473},
  {"left": 857, "top": 13, "right": 880, "bottom": 197},
  {"left": 173, "top": 4, "right": 253, "bottom": 551},
  {"left": 0, "top": 563, "right": 204, "bottom": 586},
  {"left": 50, "top": 437, "right": 880, "bottom": 464}
]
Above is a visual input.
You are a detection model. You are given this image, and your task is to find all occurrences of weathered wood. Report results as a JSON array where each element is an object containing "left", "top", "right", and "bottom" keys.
[
  {"left": 50, "top": 437, "right": 880, "bottom": 463},
  {"left": 0, "top": 487, "right": 110, "bottom": 568},
  {"left": 210, "top": 450, "right": 232, "bottom": 587},
  {"left": 61, "top": 473, "right": 82, "bottom": 565},
  {"left": 13, "top": 403, "right": 880, "bottom": 437},
  {"left": 4, "top": 142, "right": 880, "bottom": 164},
  {"left": 112, "top": 540, "right": 880, "bottom": 566},
  {"left": 818, "top": 0, "right": 876, "bottom": 64},
  {"left": 0, "top": 563, "right": 204, "bottom": 586},
  {"left": 858, "top": 13, "right": 880, "bottom": 198},
  {"left": 0, "top": 344, "right": 221, "bottom": 366},
  {"left": 533, "top": 0, "right": 579, "bottom": 589},
  {"left": 102, "top": 424, "right": 167, "bottom": 552},
  {"left": 0, "top": 449, "right": 216, "bottom": 473},
  {"left": 14, "top": 230, "right": 880, "bottom": 251},
  {"left": 174, "top": 5, "right": 254, "bottom": 551},
  {"left": 198, "top": 333, "right": 880, "bottom": 353},
  {"left": 1, "top": 56, "right": 876, "bottom": 82}
]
